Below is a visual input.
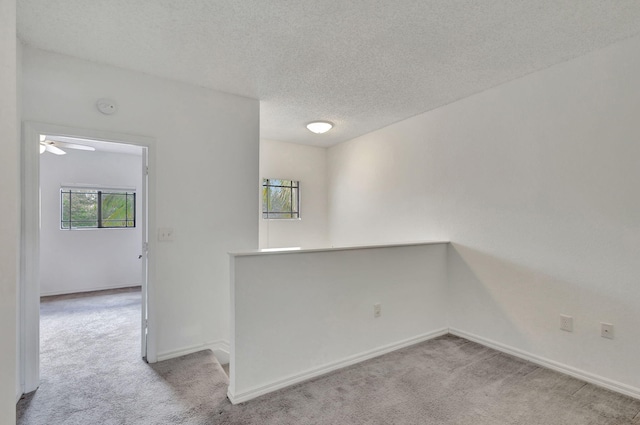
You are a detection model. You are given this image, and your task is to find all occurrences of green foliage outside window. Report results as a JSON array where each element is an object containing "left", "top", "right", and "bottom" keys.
[
  {"left": 262, "top": 179, "right": 299, "bottom": 219},
  {"left": 61, "top": 188, "right": 135, "bottom": 229}
]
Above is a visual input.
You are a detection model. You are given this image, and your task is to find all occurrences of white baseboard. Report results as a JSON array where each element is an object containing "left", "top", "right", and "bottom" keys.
[
  {"left": 227, "top": 328, "right": 448, "bottom": 404},
  {"left": 157, "top": 340, "right": 229, "bottom": 363},
  {"left": 212, "top": 342, "right": 230, "bottom": 365},
  {"left": 449, "top": 328, "right": 640, "bottom": 401},
  {"left": 40, "top": 283, "right": 141, "bottom": 297}
]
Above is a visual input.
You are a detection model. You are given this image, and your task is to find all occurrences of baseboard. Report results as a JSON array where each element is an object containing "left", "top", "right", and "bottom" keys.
[
  {"left": 156, "top": 340, "right": 229, "bottom": 363},
  {"left": 40, "top": 283, "right": 141, "bottom": 297},
  {"left": 227, "top": 328, "right": 448, "bottom": 404},
  {"left": 212, "top": 341, "right": 230, "bottom": 365},
  {"left": 449, "top": 328, "right": 640, "bottom": 401}
]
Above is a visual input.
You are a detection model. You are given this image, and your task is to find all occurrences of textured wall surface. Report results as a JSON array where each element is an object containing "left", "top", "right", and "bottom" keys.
[{"left": 328, "top": 34, "right": 640, "bottom": 391}]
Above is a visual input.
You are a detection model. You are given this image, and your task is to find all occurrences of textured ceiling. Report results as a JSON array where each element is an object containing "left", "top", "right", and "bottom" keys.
[{"left": 17, "top": 1, "right": 640, "bottom": 147}]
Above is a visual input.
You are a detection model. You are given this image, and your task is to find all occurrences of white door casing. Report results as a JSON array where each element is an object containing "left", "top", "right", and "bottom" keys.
[{"left": 20, "top": 122, "right": 157, "bottom": 394}]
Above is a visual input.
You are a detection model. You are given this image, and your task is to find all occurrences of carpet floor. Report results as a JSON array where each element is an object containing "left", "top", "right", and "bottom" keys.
[{"left": 17, "top": 288, "right": 640, "bottom": 424}]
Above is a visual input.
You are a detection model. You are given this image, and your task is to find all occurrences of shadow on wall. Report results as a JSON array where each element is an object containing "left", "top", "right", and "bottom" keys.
[{"left": 445, "top": 242, "right": 637, "bottom": 373}]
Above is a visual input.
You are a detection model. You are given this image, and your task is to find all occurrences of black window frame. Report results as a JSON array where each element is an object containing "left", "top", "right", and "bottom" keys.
[
  {"left": 262, "top": 179, "right": 300, "bottom": 219},
  {"left": 60, "top": 188, "right": 136, "bottom": 229}
]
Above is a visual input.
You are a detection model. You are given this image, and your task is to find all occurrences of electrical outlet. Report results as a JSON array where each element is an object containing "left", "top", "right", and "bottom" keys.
[
  {"left": 601, "top": 323, "right": 614, "bottom": 339},
  {"left": 560, "top": 314, "right": 573, "bottom": 332},
  {"left": 158, "top": 228, "right": 174, "bottom": 242},
  {"left": 374, "top": 303, "right": 381, "bottom": 318}
]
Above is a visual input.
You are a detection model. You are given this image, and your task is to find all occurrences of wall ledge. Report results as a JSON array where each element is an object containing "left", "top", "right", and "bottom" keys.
[{"left": 230, "top": 240, "right": 449, "bottom": 257}]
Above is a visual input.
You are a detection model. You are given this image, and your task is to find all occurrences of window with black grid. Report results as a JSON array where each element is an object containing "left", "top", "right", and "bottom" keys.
[
  {"left": 61, "top": 188, "right": 136, "bottom": 229},
  {"left": 262, "top": 179, "right": 300, "bottom": 219}
]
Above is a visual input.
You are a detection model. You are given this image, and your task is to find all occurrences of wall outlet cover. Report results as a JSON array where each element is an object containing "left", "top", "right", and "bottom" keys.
[
  {"left": 560, "top": 314, "right": 573, "bottom": 332},
  {"left": 601, "top": 323, "right": 614, "bottom": 339}
]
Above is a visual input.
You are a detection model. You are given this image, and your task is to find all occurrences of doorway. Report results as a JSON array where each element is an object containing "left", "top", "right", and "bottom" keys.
[{"left": 20, "top": 122, "right": 156, "bottom": 394}]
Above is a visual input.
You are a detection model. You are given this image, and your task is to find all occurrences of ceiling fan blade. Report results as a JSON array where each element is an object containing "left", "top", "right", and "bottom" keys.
[
  {"left": 48, "top": 140, "right": 96, "bottom": 151},
  {"left": 40, "top": 143, "right": 46, "bottom": 154},
  {"left": 45, "top": 145, "right": 67, "bottom": 155}
]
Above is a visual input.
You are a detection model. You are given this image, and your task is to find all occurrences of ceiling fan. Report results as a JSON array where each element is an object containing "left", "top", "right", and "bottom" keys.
[{"left": 39, "top": 135, "right": 96, "bottom": 155}]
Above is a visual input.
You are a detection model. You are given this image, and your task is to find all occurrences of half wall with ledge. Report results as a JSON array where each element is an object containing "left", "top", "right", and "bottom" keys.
[{"left": 228, "top": 241, "right": 450, "bottom": 404}]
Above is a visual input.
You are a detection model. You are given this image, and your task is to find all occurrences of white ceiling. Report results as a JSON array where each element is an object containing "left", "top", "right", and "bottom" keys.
[{"left": 18, "top": 1, "right": 640, "bottom": 147}]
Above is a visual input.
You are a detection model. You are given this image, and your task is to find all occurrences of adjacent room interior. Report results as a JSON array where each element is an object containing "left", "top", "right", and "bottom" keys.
[
  {"left": 3, "top": 2, "right": 640, "bottom": 424},
  {"left": 31, "top": 136, "right": 149, "bottom": 419},
  {"left": 39, "top": 136, "right": 144, "bottom": 297}
]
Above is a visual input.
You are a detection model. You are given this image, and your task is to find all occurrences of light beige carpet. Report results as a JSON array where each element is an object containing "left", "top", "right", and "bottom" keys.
[{"left": 17, "top": 288, "right": 640, "bottom": 424}]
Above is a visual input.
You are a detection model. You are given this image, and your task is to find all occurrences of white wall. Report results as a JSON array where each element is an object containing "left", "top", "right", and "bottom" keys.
[
  {"left": 0, "top": 0, "right": 18, "bottom": 420},
  {"left": 22, "top": 47, "right": 259, "bottom": 359},
  {"left": 229, "top": 243, "right": 448, "bottom": 403},
  {"left": 328, "top": 34, "right": 640, "bottom": 394},
  {"left": 40, "top": 149, "right": 143, "bottom": 296},
  {"left": 259, "top": 139, "right": 329, "bottom": 249}
]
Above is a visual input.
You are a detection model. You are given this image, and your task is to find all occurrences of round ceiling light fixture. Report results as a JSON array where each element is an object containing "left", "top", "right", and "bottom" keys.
[{"left": 306, "top": 121, "right": 333, "bottom": 134}]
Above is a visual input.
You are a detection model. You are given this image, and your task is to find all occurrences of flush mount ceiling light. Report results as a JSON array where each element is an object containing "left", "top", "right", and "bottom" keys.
[{"left": 306, "top": 121, "right": 333, "bottom": 134}]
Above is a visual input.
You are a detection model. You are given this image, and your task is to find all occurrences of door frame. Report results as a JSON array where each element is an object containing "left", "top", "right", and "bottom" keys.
[{"left": 20, "top": 121, "right": 157, "bottom": 394}]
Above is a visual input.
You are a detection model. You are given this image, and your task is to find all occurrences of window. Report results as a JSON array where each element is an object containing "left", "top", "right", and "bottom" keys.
[
  {"left": 61, "top": 188, "right": 136, "bottom": 229},
  {"left": 262, "top": 179, "right": 299, "bottom": 219}
]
